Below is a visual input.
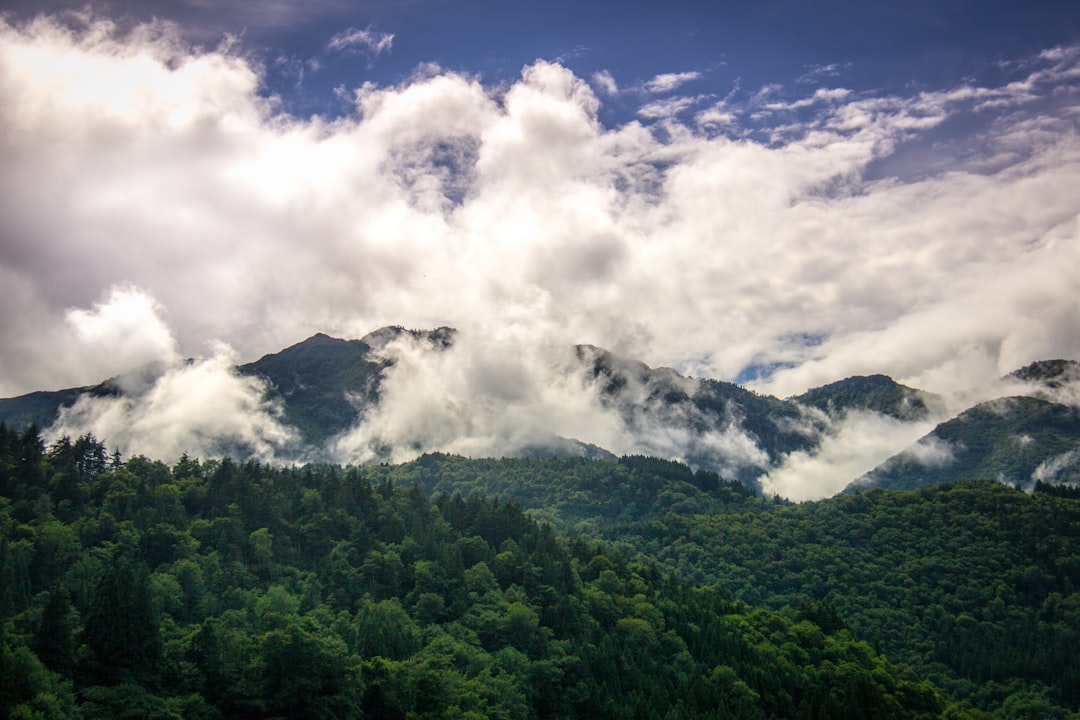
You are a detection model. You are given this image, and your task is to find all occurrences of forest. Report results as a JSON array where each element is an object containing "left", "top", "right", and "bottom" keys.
[{"left": 1, "top": 425, "right": 1078, "bottom": 718}]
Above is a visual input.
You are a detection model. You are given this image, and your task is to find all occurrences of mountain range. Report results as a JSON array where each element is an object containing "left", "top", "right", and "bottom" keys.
[{"left": 2, "top": 326, "right": 1078, "bottom": 498}]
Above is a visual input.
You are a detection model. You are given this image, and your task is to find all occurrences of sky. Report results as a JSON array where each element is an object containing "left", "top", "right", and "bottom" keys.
[{"left": 2, "top": 1, "right": 1080, "bottom": 489}]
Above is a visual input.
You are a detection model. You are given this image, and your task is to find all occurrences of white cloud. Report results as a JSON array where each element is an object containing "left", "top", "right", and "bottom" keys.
[
  {"left": 45, "top": 346, "right": 298, "bottom": 463},
  {"left": 644, "top": 71, "right": 702, "bottom": 93},
  {"left": 899, "top": 435, "right": 957, "bottom": 467},
  {"left": 637, "top": 94, "right": 705, "bottom": 119},
  {"left": 763, "top": 86, "right": 851, "bottom": 112},
  {"left": 65, "top": 285, "right": 179, "bottom": 372},
  {"left": 327, "top": 331, "right": 770, "bottom": 478},
  {"left": 695, "top": 103, "right": 736, "bottom": 127},
  {"left": 592, "top": 69, "right": 618, "bottom": 95},
  {"left": 43, "top": 290, "right": 297, "bottom": 462},
  {"left": 327, "top": 333, "right": 627, "bottom": 464},
  {"left": 1032, "top": 448, "right": 1080, "bottom": 483},
  {"left": 2, "top": 9, "right": 1080, "bottom": 490},
  {"left": 761, "top": 410, "right": 941, "bottom": 501},
  {"left": 796, "top": 63, "right": 849, "bottom": 84},
  {"left": 327, "top": 26, "right": 394, "bottom": 56}
]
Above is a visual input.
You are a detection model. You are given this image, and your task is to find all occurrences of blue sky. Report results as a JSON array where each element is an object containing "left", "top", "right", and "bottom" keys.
[
  {"left": 2, "top": 0, "right": 1080, "bottom": 402},
  {"left": 12, "top": 0, "right": 1080, "bottom": 122}
]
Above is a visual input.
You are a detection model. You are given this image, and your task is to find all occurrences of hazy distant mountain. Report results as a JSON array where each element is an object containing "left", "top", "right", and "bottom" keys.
[
  {"left": 1007, "top": 358, "right": 1080, "bottom": 387},
  {"left": 792, "top": 374, "right": 942, "bottom": 421},
  {"left": 849, "top": 395, "right": 1080, "bottom": 492},
  {"left": 1, "top": 328, "right": 1078, "bottom": 496},
  {"left": 576, "top": 344, "right": 817, "bottom": 483},
  {"left": 237, "top": 333, "right": 385, "bottom": 445}
]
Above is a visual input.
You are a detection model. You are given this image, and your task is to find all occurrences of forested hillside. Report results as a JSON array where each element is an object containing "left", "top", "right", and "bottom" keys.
[
  {"left": 1, "top": 425, "right": 949, "bottom": 719},
  {"left": 852, "top": 396, "right": 1080, "bottom": 491},
  {"left": 342, "top": 452, "right": 1080, "bottom": 717}
]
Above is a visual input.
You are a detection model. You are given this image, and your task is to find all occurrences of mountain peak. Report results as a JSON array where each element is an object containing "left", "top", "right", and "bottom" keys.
[
  {"left": 361, "top": 325, "right": 457, "bottom": 351},
  {"left": 1007, "top": 359, "right": 1080, "bottom": 387},
  {"left": 793, "top": 374, "right": 937, "bottom": 421}
]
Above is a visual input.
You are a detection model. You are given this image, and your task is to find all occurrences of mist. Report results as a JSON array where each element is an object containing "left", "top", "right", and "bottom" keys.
[
  {"left": 42, "top": 288, "right": 299, "bottom": 463},
  {"left": 325, "top": 330, "right": 771, "bottom": 478},
  {"left": 760, "top": 409, "right": 943, "bottom": 501}
]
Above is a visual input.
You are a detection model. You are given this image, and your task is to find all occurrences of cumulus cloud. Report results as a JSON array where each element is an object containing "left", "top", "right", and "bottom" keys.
[
  {"left": 43, "top": 289, "right": 298, "bottom": 462},
  {"left": 695, "top": 103, "right": 736, "bottom": 128},
  {"left": 64, "top": 285, "right": 179, "bottom": 376},
  {"left": 2, "top": 9, "right": 1080, "bottom": 450}
]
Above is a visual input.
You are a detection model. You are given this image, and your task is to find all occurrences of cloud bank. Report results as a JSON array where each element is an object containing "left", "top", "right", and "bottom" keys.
[
  {"left": 43, "top": 288, "right": 298, "bottom": 463},
  {"left": 2, "top": 14, "right": 1080, "bottom": 425}
]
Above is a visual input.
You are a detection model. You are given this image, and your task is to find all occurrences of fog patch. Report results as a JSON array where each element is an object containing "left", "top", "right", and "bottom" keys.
[
  {"left": 1032, "top": 448, "right": 1080, "bottom": 484},
  {"left": 899, "top": 435, "right": 957, "bottom": 468},
  {"left": 45, "top": 342, "right": 298, "bottom": 463},
  {"left": 761, "top": 410, "right": 940, "bottom": 501},
  {"left": 1002, "top": 363, "right": 1080, "bottom": 409},
  {"left": 327, "top": 332, "right": 626, "bottom": 465},
  {"left": 606, "top": 367, "right": 771, "bottom": 479},
  {"left": 327, "top": 329, "right": 772, "bottom": 476}
]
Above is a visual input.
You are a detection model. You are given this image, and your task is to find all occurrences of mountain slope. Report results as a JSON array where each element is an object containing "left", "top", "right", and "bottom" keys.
[
  {"left": 0, "top": 387, "right": 90, "bottom": 430},
  {"left": 1008, "top": 358, "right": 1080, "bottom": 387},
  {"left": 576, "top": 344, "right": 817, "bottom": 484},
  {"left": 237, "top": 332, "right": 384, "bottom": 445},
  {"left": 1, "top": 328, "right": 1077, "bottom": 497},
  {"left": 356, "top": 452, "right": 1080, "bottom": 714},
  {"left": 849, "top": 395, "right": 1080, "bottom": 491},
  {"left": 793, "top": 373, "right": 941, "bottom": 421}
]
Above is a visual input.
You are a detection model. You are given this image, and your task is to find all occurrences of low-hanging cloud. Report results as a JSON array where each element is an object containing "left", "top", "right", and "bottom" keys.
[
  {"left": 760, "top": 409, "right": 943, "bottom": 501},
  {"left": 39, "top": 286, "right": 298, "bottom": 462},
  {"left": 327, "top": 331, "right": 626, "bottom": 464},
  {"left": 1032, "top": 448, "right": 1080, "bottom": 484},
  {"left": 2, "top": 11, "right": 1080, "bottom": 427},
  {"left": 45, "top": 346, "right": 299, "bottom": 464},
  {"left": 64, "top": 285, "right": 180, "bottom": 379},
  {"left": 326, "top": 329, "right": 772, "bottom": 477}
]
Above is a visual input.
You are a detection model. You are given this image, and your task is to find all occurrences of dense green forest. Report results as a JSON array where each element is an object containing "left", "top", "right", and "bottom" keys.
[
  {"left": 1, "top": 426, "right": 1078, "bottom": 718},
  {"left": 351, "top": 453, "right": 1080, "bottom": 717}
]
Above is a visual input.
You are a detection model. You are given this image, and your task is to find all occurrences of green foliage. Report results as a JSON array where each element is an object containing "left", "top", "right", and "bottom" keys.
[
  {"left": 860, "top": 396, "right": 1080, "bottom": 490},
  {"left": 0, "top": 430, "right": 953, "bottom": 718},
  {"left": 598, "top": 482, "right": 1080, "bottom": 716},
  {"left": 337, "top": 453, "right": 1080, "bottom": 717},
  {"left": 402, "top": 452, "right": 759, "bottom": 533},
  {"left": 238, "top": 333, "right": 385, "bottom": 445}
]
